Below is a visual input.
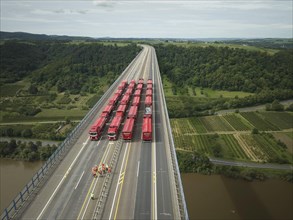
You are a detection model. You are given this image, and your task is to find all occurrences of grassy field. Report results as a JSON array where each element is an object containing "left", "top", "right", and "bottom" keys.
[
  {"left": 261, "top": 112, "right": 293, "bottom": 130},
  {"left": 171, "top": 112, "right": 293, "bottom": 164}
]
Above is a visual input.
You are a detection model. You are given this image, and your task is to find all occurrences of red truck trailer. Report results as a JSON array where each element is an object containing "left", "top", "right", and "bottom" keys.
[
  {"left": 122, "top": 118, "right": 135, "bottom": 140},
  {"left": 134, "top": 89, "right": 142, "bottom": 97},
  {"left": 116, "top": 104, "right": 127, "bottom": 118},
  {"left": 138, "top": 78, "right": 144, "bottom": 84},
  {"left": 142, "top": 116, "right": 152, "bottom": 141},
  {"left": 101, "top": 104, "right": 114, "bottom": 121},
  {"left": 118, "top": 80, "right": 128, "bottom": 90},
  {"left": 136, "top": 83, "right": 143, "bottom": 90},
  {"left": 115, "top": 89, "right": 123, "bottom": 97},
  {"left": 145, "top": 96, "right": 152, "bottom": 107},
  {"left": 125, "top": 88, "right": 133, "bottom": 96},
  {"left": 132, "top": 96, "right": 140, "bottom": 107},
  {"left": 120, "top": 94, "right": 130, "bottom": 105},
  {"left": 107, "top": 116, "right": 122, "bottom": 140},
  {"left": 108, "top": 93, "right": 120, "bottom": 105},
  {"left": 127, "top": 105, "right": 138, "bottom": 119},
  {"left": 89, "top": 116, "right": 107, "bottom": 140},
  {"left": 128, "top": 83, "right": 136, "bottom": 89},
  {"left": 147, "top": 84, "right": 152, "bottom": 90},
  {"left": 146, "top": 89, "right": 152, "bottom": 97},
  {"left": 147, "top": 79, "right": 153, "bottom": 85}
]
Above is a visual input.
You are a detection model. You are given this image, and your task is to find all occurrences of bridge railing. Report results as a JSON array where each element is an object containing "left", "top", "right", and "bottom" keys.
[
  {"left": 154, "top": 50, "right": 189, "bottom": 220},
  {"left": 1, "top": 49, "right": 143, "bottom": 220}
]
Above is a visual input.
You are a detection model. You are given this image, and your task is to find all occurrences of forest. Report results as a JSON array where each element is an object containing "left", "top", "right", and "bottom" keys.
[
  {"left": 0, "top": 40, "right": 140, "bottom": 94},
  {"left": 154, "top": 44, "right": 293, "bottom": 117},
  {"left": 155, "top": 44, "right": 292, "bottom": 93}
]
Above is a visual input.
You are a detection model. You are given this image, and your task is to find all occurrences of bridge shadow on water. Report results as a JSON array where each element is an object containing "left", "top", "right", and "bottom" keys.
[{"left": 220, "top": 175, "right": 272, "bottom": 220}]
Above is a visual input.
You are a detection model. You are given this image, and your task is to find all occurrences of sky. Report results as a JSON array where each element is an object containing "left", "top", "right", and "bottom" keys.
[{"left": 1, "top": 0, "right": 292, "bottom": 38}]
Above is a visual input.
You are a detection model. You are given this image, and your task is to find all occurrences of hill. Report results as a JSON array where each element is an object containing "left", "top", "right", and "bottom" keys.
[{"left": 0, "top": 31, "right": 94, "bottom": 41}]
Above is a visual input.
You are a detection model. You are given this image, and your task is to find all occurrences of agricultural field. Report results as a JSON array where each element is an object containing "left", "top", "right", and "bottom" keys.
[
  {"left": 240, "top": 112, "right": 279, "bottom": 131},
  {"left": 260, "top": 112, "right": 293, "bottom": 130},
  {"left": 223, "top": 114, "right": 252, "bottom": 131},
  {"left": 199, "top": 115, "right": 234, "bottom": 132},
  {"left": 220, "top": 134, "right": 250, "bottom": 160},
  {"left": 171, "top": 112, "right": 293, "bottom": 164}
]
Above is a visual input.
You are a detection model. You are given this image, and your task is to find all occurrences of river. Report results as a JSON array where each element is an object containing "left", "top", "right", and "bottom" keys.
[
  {"left": 0, "top": 158, "right": 43, "bottom": 213},
  {"left": 1, "top": 160, "right": 292, "bottom": 219},
  {"left": 182, "top": 173, "right": 293, "bottom": 220}
]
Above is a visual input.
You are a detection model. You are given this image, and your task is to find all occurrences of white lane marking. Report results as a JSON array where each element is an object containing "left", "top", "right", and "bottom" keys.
[
  {"left": 37, "top": 137, "right": 90, "bottom": 220},
  {"left": 108, "top": 143, "right": 129, "bottom": 220},
  {"left": 136, "top": 161, "right": 140, "bottom": 177},
  {"left": 81, "top": 141, "right": 111, "bottom": 220},
  {"left": 75, "top": 171, "right": 85, "bottom": 190},
  {"left": 152, "top": 48, "right": 158, "bottom": 220}
]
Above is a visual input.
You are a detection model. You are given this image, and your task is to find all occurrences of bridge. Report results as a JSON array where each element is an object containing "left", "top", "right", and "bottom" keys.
[{"left": 1, "top": 45, "right": 188, "bottom": 220}]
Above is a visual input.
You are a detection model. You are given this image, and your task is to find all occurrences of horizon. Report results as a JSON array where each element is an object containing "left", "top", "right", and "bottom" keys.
[{"left": 1, "top": 0, "right": 292, "bottom": 39}]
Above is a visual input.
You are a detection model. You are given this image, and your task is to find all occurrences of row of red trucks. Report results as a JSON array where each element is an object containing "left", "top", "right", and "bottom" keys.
[
  {"left": 89, "top": 78, "right": 153, "bottom": 142},
  {"left": 142, "top": 79, "right": 153, "bottom": 141},
  {"left": 121, "top": 79, "right": 143, "bottom": 140}
]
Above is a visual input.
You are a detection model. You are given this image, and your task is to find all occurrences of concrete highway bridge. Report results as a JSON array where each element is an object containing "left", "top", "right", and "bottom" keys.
[{"left": 1, "top": 45, "right": 188, "bottom": 220}]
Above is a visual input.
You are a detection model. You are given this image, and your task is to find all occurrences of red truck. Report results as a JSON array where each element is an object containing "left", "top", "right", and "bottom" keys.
[
  {"left": 136, "top": 83, "right": 143, "bottom": 90},
  {"left": 145, "top": 96, "right": 152, "bottom": 107},
  {"left": 115, "top": 89, "right": 123, "bottom": 97},
  {"left": 107, "top": 116, "right": 122, "bottom": 140},
  {"left": 127, "top": 105, "right": 138, "bottom": 119},
  {"left": 120, "top": 94, "right": 130, "bottom": 105},
  {"left": 118, "top": 80, "right": 128, "bottom": 90},
  {"left": 147, "top": 79, "right": 153, "bottom": 85},
  {"left": 116, "top": 104, "right": 127, "bottom": 118},
  {"left": 132, "top": 96, "right": 140, "bottom": 107},
  {"left": 125, "top": 88, "right": 133, "bottom": 96},
  {"left": 146, "top": 89, "right": 152, "bottom": 97},
  {"left": 89, "top": 116, "right": 107, "bottom": 140},
  {"left": 134, "top": 89, "right": 142, "bottom": 97},
  {"left": 122, "top": 118, "right": 135, "bottom": 140},
  {"left": 142, "top": 116, "right": 152, "bottom": 141},
  {"left": 108, "top": 93, "right": 120, "bottom": 105},
  {"left": 101, "top": 104, "right": 114, "bottom": 121},
  {"left": 147, "top": 84, "right": 152, "bottom": 90},
  {"left": 138, "top": 78, "right": 144, "bottom": 84}
]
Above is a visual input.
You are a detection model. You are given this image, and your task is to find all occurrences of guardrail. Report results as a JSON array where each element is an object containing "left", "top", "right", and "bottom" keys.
[
  {"left": 1, "top": 49, "right": 143, "bottom": 220},
  {"left": 153, "top": 49, "right": 189, "bottom": 220}
]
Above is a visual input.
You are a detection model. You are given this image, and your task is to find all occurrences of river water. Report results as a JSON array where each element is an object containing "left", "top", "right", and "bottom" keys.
[
  {"left": 1, "top": 160, "right": 292, "bottom": 219},
  {"left": 0, "top": 158, "right": 43, "bottom": 213},
  {"left": 182, "top": 173, "right": 293, "bottom": 220}
]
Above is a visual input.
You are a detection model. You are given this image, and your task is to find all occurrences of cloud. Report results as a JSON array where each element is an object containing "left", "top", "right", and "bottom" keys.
[{"left": 92, "top": 0, "right": 116, "bottom": 8}]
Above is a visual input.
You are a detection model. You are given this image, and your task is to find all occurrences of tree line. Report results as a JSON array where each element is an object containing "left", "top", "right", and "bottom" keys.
[{"left": 0, "top": 139, "right": 57, "bottom": 161}]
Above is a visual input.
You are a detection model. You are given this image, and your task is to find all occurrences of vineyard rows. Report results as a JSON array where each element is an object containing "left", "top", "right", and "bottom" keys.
[
  {"left": 199, "top": 116, "right": 234, "bottom": 132},
  {"left": 223, "top": 114, "right": 252, "bottom": 131},
  {"left": 261, "top": 112, "right": 293, "bottom": 130},
  {"left": 171, "top": 112, "right": 293, "bottom": 163},
  {"left": 240, "top": 112, "right": 279, "bottom": 131}
]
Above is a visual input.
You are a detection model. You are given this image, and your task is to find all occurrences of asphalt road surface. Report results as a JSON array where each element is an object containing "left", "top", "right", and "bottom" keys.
[{"left": 19, "top": 45, "right": 182, "bottom": 220}]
